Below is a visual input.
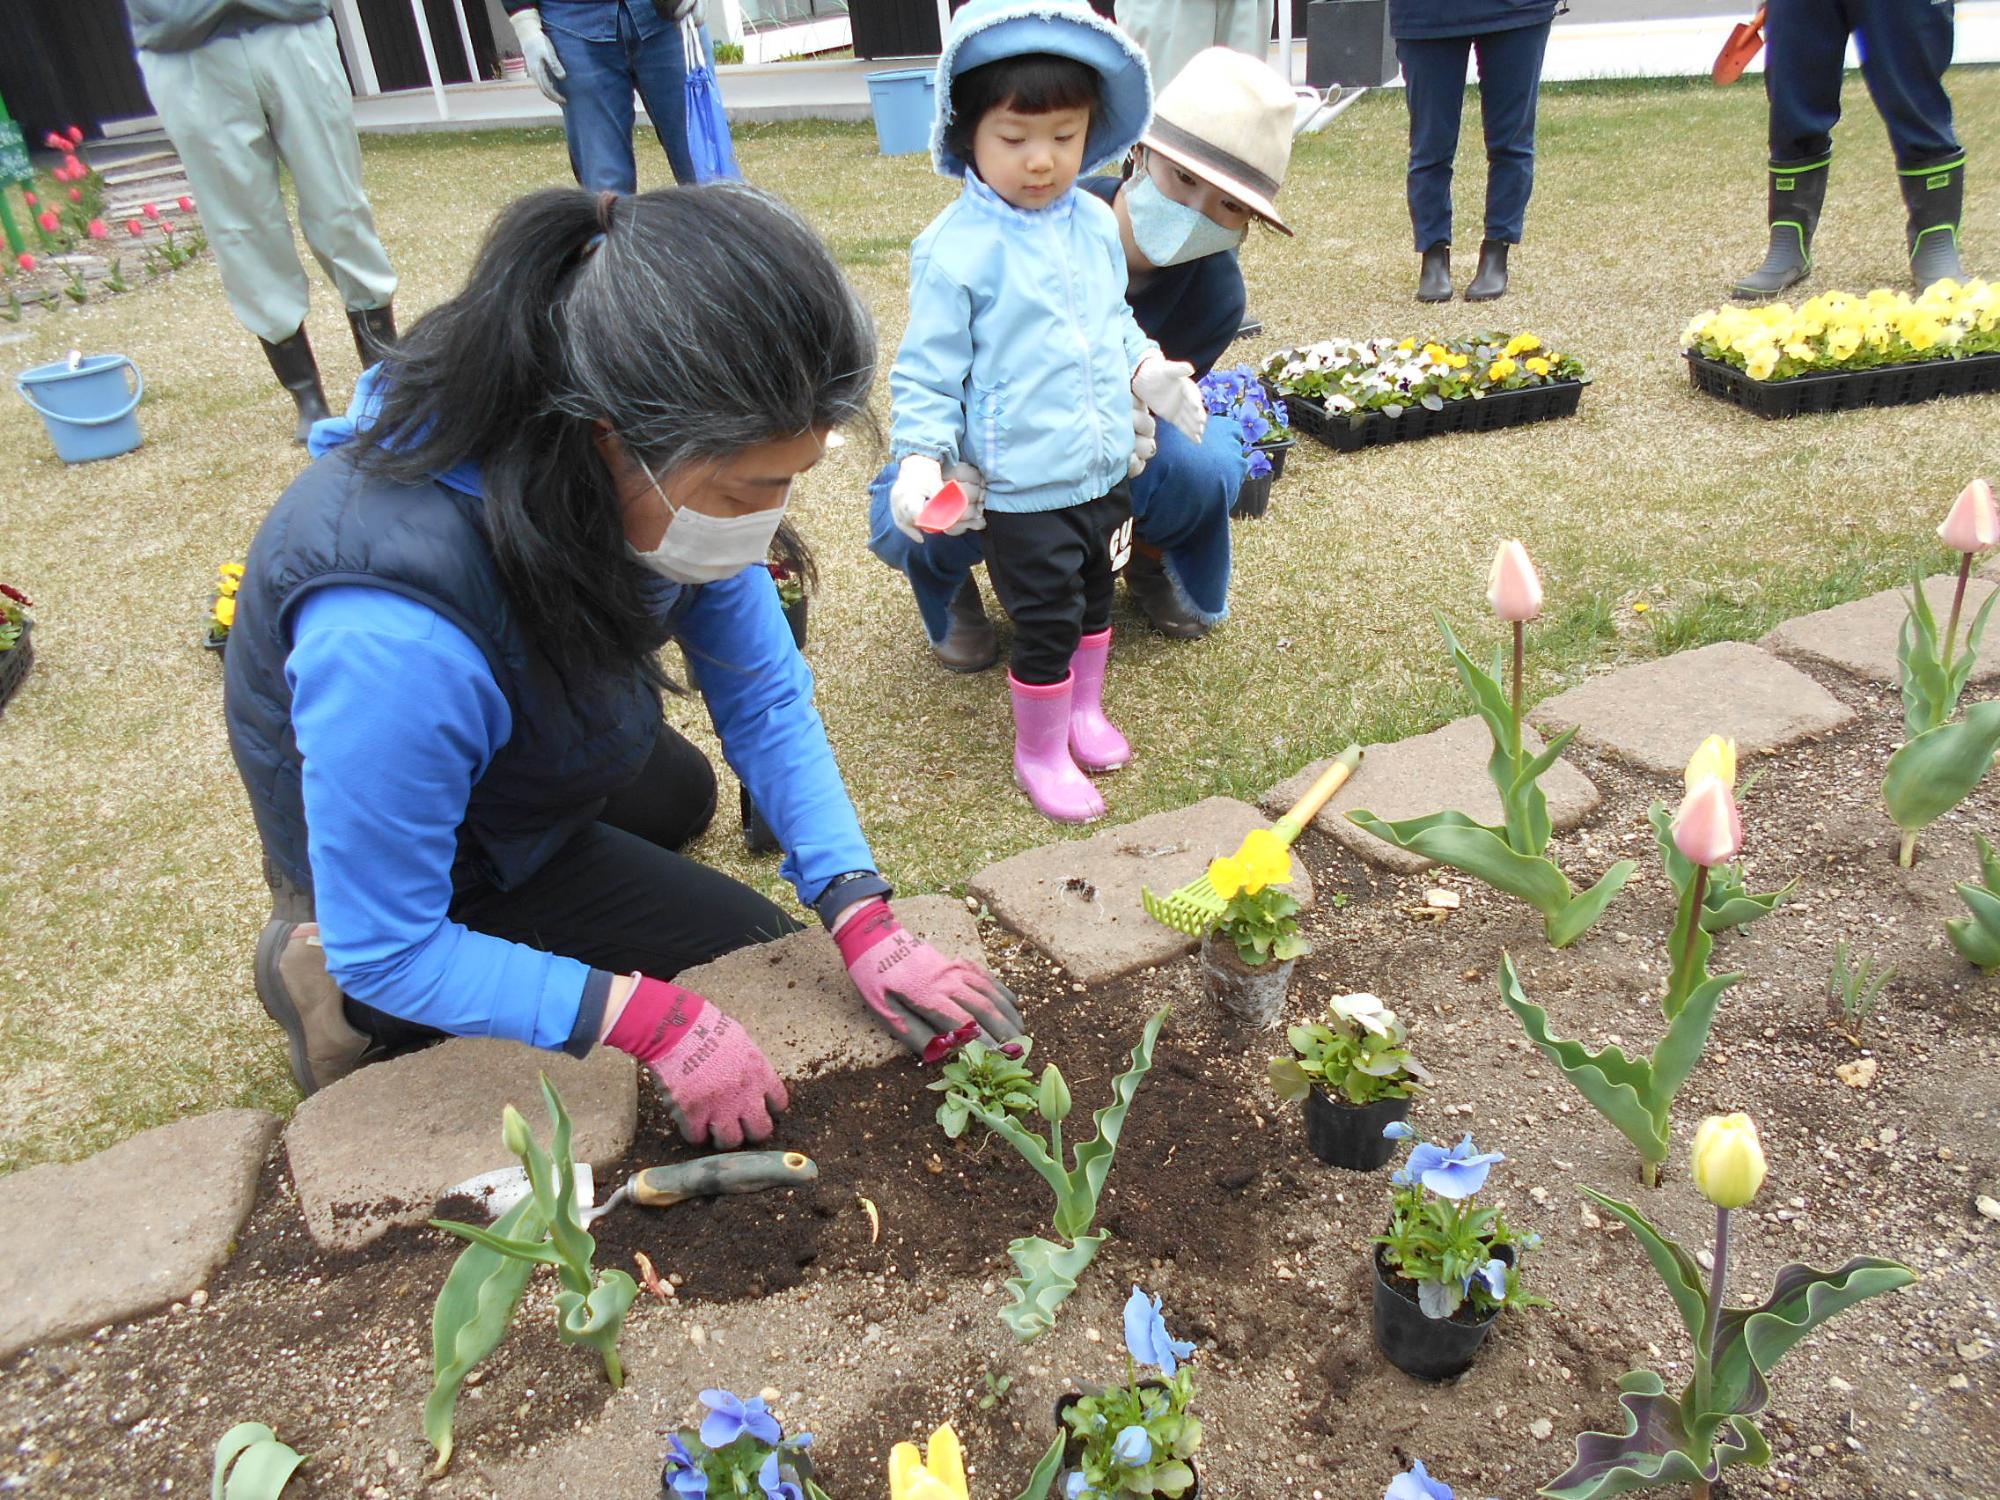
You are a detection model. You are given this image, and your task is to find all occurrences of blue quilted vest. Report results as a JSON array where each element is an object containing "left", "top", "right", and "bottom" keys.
[{"left": 224, "top": 446, "right": 671, "bottom": 899}]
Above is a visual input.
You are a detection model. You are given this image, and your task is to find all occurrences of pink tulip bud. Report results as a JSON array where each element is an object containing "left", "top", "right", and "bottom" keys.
[
  {"left": 1486, "top": 540, "right": 1544, "bottom": 622},
  {"left": 177, "top": 195, "right": 195, "bottom": 214},
  {"left": 1938, "top": 478, "right": 1999, "bottom": 554},
  {"left": 1672, "top": 775, "right": 1743, "bottom": 868},
  {"left": 126, "top": 219, "right": 144, "bottom": 237},
  {"left": 44, "top": 131, "right": 65, "bottom": 150},
  {"left": 142, "top": 203, "right": 159, "bottom": 220},
  {"left": 68, "top": 187, "right": 82, "bottom": 202},
  {"left": 16, "top": 254, "right": 35, "bottom": 273},
  {"left": 67, "top": 125, "right": 84, "bottom": 144},
  {"left": 21, "top": 191, "right": 35, "bottom": 207},
  {"left": 36, "top": 210, "right": 58, "bottom": 233},
  {"left": 87, "top": 219, "right": 108, "bottom": 240}
]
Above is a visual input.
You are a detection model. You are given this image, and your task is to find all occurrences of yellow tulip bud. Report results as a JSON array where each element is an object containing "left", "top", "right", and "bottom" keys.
[
  {"left": 1692, "top": 1113, "right": 1766, "bottom": 1208},
  {"left": 1684, "top": 735, "right": 1737, "bottom": 792}
]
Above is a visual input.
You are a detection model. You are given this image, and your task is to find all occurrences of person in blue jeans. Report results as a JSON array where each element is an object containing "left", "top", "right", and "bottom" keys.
[
  {"left": 868, "top": 47, "right": 1301, "bottom": 664},
  {"left": 1733, "top": 0, "right": 1968, "bottom": 298},
  {"left": 1391, "top": 0, "right": 1559, "bottom": 304},
  {"left": 506, "top": 0, "right": 706, "bottom": 190}
]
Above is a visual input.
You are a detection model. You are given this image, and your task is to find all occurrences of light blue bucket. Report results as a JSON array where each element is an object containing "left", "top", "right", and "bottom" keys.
[
  {"left": 16, "top": 354, "right": 145, "bottom": 463},
  {"left": 866, "top": 67, "right": 937, "bottom": 157}
]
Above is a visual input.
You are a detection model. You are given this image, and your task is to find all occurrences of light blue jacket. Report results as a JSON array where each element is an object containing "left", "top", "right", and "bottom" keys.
[{"left": 890, "top": 0, "right": 1158, "bottom": 515}]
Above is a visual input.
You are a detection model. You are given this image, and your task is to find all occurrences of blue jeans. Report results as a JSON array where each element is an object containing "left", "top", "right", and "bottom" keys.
[
  {"left": 541, "top": 0, "right": 696, "bottom": 191},
  {"left": 1396, "top": 20, "right": 1552, "bottom": 249},
  {"left": 1765, "top": 0, "right": 1958, "bottom": 169},
  {"left": 867, "top": 418, "right": 1247, "bottom": 648}
]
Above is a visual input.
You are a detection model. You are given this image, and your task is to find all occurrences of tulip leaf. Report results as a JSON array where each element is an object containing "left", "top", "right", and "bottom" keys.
[
  {"left": 212, "top": 1423, "right": 306, "bottom": 1500},
  {"left": 554, "top": 1269, "right": 639, "bottom": 1387},
  {"left": 1948, "top": 865, "right": 2000, "bottom": 968},
  {"left": 1061, "top": 1005, "right": 1168, "bottom": 1240},
  {"left": 1347, "top": 810, "right": 1570, "bottom": 911},
  {"left": 1882, "top": 699, "right": 2000, "bottom": 831},
  {"left": 1547, "top": 861, "right": 1639, "bottom": 950},
  {"left": 1537, "top": 1369, "right": 1763, "bottom": 1500},
  {"left": 1500, "top": 956, "right": 1666, "bottom": 1168},
  {"left": 1647, "top": 800, "right": 1794, "bottom": 942},
  {"left": 1578, "top": 1189, "right": 1708, "bottom": 1348},
  {"left": 999, "top": 1232, "right": 1106, "bottom": 1341},
  {"left": 1706, "top": 1257, "right": 1917, "bottom": 1418},
  {"left": 424, "top": 1195, "right": 545, "bottom": 1475},
  {"left": 1009, "top": 1432, "right": 1069, "bottom": 1500},
  {"left": 1898, "top": 571, "right": 1951, "bottom": 738},
  {"left": 1648, "top": 970, "right": 1737, "bottom": 1113}
]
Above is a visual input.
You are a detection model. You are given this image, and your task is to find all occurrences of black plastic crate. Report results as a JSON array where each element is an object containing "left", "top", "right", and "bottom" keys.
[
  {"left": 1280, "top": 378, "right": 1586, "bottom": 452},
  {"left": 0, "top": 629, "right": 33, "bottom": 719},
  {"left": 1685, "top": 349, "right": 2000, "bottom": 419}
]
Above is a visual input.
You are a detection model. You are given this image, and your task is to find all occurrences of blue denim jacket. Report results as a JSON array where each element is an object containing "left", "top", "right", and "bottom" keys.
[{"left": 535, "top": 0, "right": 673, "bottom": 42}]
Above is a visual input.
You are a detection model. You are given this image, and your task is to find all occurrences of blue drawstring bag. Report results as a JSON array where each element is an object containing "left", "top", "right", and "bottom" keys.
[{"left": 683, "top": 21, "right": 741, "bottom": 182}]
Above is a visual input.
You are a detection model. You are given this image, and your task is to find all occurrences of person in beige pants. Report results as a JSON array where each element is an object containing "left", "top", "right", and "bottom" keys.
[
  {"left": 1117, "top": 0, "right": 1273, "bottom": 93},
  {"left": 128, "top": 2, "right": 399, "bottom": 442}
]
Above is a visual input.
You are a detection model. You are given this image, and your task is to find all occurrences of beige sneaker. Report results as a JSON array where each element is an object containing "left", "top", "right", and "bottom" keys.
[{"left": 254, "top": 920, "right": 371, "bottom": 1095}]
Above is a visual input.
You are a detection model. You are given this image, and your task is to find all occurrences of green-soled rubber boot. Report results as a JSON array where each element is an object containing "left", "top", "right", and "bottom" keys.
[
  {"left": 1901, "top": 154, "right": 1968, "bottom": 290},
  {"left": 1732, "top": 156, "right": 1828, "bottom": 301}
]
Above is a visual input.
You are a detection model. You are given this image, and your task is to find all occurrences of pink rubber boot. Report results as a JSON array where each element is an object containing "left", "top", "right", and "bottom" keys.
[
  {"left": 1009, "top": 673, "right": 1105, "bottom": 823},
  {"left": 1067, "top": 627, "right": 1131, "bottom": 772}
]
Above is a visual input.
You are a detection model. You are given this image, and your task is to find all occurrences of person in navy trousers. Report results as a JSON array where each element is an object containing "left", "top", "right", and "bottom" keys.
[
  {"left": 1734, "top": 0, "right": 1969, "bottom": 299},
  {"left": 1390, "top": 0, "right": 1561, "bottom": 303}
]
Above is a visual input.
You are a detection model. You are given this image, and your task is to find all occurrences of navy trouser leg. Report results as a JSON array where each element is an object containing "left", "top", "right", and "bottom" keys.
[
  {"left": 626, "top": 4, "right": 698, "bottom": 184},
  {"left": 1398, "top": 34, "right": 1472, "bottom": 250},
  {"left": 1473, "top": 21, "right": 1552, "bottom": 244},
  {"left": 546, "top": 20, "right": 641, "bottom": 192},
  {"left": 1854, "top": 0, "right": 1959, "bottom": 169},
  {"left": 1764, "top": 0, "right": 1855, "bottom": 164}
]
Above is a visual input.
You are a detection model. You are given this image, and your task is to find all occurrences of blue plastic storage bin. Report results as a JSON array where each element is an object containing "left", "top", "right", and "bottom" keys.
[{"left": 866, "top": 67, "right": 937, "bottom": 157}]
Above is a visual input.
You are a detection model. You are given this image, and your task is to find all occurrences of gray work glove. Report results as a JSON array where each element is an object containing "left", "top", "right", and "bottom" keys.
[{"left": 509, "top": 9, "right": 567, "bottom": 105}]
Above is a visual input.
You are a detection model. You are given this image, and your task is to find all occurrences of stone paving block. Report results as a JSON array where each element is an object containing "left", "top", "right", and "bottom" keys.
[
  {"left": 673, "top": 894, "right": 984, "bottom": 1082},
  {"left": 1261, "top": 716, "right": 1601, "bottom": 874},
  {"left": 1532, "top": 641, "right": 1854, "bottom": 776},
  {"left": 966, "top": 797, "right": 1314, "bottom": 986},
  {"left": 1762, "top": 575, "right": 2000, "bottom": 686},
  {"left": 0, "top": 1109, "right": 279, "bottom": 1361},
  {"left": 286, "top": 1040, "right": 637, "bottom": 1253}
]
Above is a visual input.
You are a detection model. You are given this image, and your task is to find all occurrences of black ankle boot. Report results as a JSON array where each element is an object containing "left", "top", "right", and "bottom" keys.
[
  {"left": 1733, "top": 156, "right": 1828, "bottom": 300},
  {"left": 1466, "top": 240, "right": 1510, "bottom": 301},
  {"left": 1123, "top": 548, "right": 1208, "bottom": 640},
  {"left": 1416, "top": 242, "right": 1452, "bottom": 303},
  {"left": 1901, "top": 153, "right": 1968, "bottom": 290},
  {"left": 346, "top": 303, "right": 398, "bottom": 367},
  {"left": 260, "top": 327, "right": 332, "bottom": 446},
  {"left": 934, "top": 575, "right": 999, "bottom": 673}
]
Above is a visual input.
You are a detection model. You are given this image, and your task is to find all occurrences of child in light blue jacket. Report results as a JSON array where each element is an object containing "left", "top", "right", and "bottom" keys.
[{"left": 887, "top": 0, "right": 1208, "bottom": 824}]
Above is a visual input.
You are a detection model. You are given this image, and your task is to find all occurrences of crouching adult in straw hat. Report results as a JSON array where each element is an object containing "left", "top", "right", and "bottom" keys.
[
  {"left": 224, "top": 185, "right": 1024, "bottom": 1147},
  {"left": 867, "top": 47, "right": 1299, "bottom": 656}
]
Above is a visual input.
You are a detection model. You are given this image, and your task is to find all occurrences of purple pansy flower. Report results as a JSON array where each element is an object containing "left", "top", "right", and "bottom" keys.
[
  {"left": 1402, "top": 1134, "right": 1505, "bottom": 1200},
  {"left": 698, "top": 1388, "right": 781, "bottom": 1450},
  {"left": 1123, "top": 1287, "right": 1195, "bottom": 1377},
  {"left": 757, "top": 1451, "right": 803, "bottom": 1500},
  {"left": 662, "top": 1434, "right": 708, "bottom": 1497},
  {"left": 1384, "top": 1458, "right": 1455, "bottom": 1500}
]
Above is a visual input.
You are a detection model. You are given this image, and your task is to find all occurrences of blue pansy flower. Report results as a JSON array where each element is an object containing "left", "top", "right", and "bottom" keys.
[
  {"left": 1384, "top": 1458, "right": 1455, "bottom": 1500},
  {"left": 1065, "top": 1474, "right": 1096, "bottom": 1500},
  {"left": 1471, "top": 1257, "right": 1509, "bottom": 1300},
  {"left": 1123, "top": 1287, "right": 1196, "bottom": 1376},
  {"left": 1405, "top": 1134, "right": 1505, "bottom": 1200},
  {"left": 1382, "top": 1120, "right": 1417, "bottom": 1141},
  {"left": 698, "top": 1389, "right": 781, "bottom": 1450},
  {"left": 662, "top": 1434, "right": 708, "bottom": 1497},
  {"left": 757, "top": 1451, "right": 803, "bottom": 1500},
  {"left": 1111, "top": 1425, "right": 1153, "bottom": 1466}
]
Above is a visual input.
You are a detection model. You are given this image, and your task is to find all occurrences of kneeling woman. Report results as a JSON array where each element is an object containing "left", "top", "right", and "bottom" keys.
[{"left": 224, "top": 186, "right": 1022, "bottom": 1147}]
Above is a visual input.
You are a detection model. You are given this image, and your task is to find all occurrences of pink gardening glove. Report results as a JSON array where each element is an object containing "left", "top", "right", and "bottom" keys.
[
  {"left": 603, "top": 977, "right": 788, "bottom": 1148},
  {"left": 833, "top": 898, "right": 1026, "bottom": 1060}
]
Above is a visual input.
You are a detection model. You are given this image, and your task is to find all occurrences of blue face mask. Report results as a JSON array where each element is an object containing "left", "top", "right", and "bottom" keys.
[{"left": 1125, "top": 171, "right": 1248, "bottom": 267}]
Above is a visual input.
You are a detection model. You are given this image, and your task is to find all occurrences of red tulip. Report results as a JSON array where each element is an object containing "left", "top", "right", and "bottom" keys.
[
  {"left": 16, "top": 254, "right": 35, "bottom": 272},
  {"left": 142, "top": 203, "right": 159, "bottom": 220},
  {"left": 126, "top": 219, "right": 144, "bottom": 237},
  {"left": 44, "top": 131, "right": 64, "bottom": 150},
  {"left": 177, "top": 196, "right": 194, "bottom": 214},
  {"left": 87, "top": 219, "right": 108, "bottom": 240},
  {"left": 68, "top": 187, "right": 83, "bottom": 203},
  {"left": 66, "top": 125, "right": 84, "bottom": 144},
  {"left": 21, "top": 191, "right": 34, "bottom": 206},
  {"left": 36, "top": 210, "right": 58, "bottom": 233},
  {"left": 160, "top": 219, "right": 176, "bottom": 235}
]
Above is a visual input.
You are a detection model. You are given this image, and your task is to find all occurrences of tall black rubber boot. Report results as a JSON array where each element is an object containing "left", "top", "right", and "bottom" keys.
[
  {"left": 1416, "top": 242, "right": 1452, "bottom": 303},
  {"left": 1901, "top": 154, "right": 1968, "bottom": 290},
  {"left": 347, "top": 303, "right": 398, "bottom": 367},
  {"left": 1466, "top": 240, "right": 1510, "bottom": 302},
  {"left": 1732, "top": 156, "right": 1828, "bottom": 301},
  {"left": 260, "top": 327, "right": 332, "bottom": 446}
]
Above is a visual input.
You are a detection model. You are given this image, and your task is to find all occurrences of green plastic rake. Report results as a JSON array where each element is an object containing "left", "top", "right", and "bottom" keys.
[{"left": 1141, "top": 744, "right": 1363, "bottom": 937}]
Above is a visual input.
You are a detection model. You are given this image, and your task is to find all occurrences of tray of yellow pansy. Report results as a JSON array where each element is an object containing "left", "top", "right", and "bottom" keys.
[
  {"left": 1259, "top": 332, "right": 1588, "bottom": 453},
  {"left": 1682, "top": 281, "right": 2000, "bottom": 419},
  {"left": 205, "top": 561, "right": 244, "bottom": 653}
]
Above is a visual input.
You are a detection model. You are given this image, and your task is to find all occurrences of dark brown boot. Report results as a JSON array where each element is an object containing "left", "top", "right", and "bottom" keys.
[
  {"left": 346, "top": 303, "right": 398, "bottom": 366},
  {"left": 260, "top": 327, "right": 332, "bottom": 445},
  {"left": 1123, "top": 546, "right": 1209, "bottom": 640},
  {"left": 934, "top": 576, "right": 999, "bottom": 673}
]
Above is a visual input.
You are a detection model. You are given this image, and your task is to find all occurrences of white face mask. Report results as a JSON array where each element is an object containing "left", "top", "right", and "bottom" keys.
[{"left": 628, "top": 460, "right": 789, "bottom": 586}]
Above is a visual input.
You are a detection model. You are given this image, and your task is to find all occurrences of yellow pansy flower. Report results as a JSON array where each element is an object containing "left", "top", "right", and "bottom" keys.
[
  {"left": 889, "top": 1425, "right": 969, "bottom": 1500},
  {"left": 1827, "top": 325, "right": 1862, "bottom": 360},
  {"left": 1745, "top": 344, "right": 1779, "bottom": 381},
  {"left": 1525, "top": 356, "right": 1552, "bottom": 377},
  {"left": 1487, "top": 357, "right": 1518, "bottom": 382},
  {"left": 1399, "top": 337, "right": 1417, "bottom": 351},
  {"left": 1782, "top": 340, "right": 1814, "bottom": 362},
  {"left": 1447, "top": 353, "right": 1469, "bottom": 369},
  {"left": 213, "top": 595, "right": 236, "bottom": 629},
  {"left": 1210, "top": 827, "right": 1293, "bottom": 898},
  {"left": 1208, "top": 852, "right": 1249, "bottom": 899},
  {"left": 1504, "top": 332, "right": 1542, "bottom": 357}
]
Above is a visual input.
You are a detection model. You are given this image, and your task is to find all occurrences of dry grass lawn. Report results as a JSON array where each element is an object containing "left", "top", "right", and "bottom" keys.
[{"left": 2, "top": 69, "right": 1997, "bottom": 1170}]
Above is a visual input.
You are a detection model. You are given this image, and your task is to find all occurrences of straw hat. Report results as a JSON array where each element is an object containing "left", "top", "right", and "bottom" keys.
[{"left": 1140, "top": 47, "right": 1297, "bottom": 235}]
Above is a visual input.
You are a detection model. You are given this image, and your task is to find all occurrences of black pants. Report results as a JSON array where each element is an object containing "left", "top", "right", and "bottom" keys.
[
  {"left": 981, "top": 485, "right": 1135, "bottom": 685},
  {"left": 1766, "top": 0, "right": 1958, "bottom": 168},
  {"left": 346, "top": 724, "right": 802, "bottom": 1049}
]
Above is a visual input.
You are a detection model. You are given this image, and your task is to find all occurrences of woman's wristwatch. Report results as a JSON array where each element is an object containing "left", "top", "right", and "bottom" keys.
[{"left": 814, "top": 870, "right": 892, "bottom": 930}]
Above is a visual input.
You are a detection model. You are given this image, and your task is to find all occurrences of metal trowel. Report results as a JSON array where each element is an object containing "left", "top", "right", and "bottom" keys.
[{"left": 445, "top": 1150, "right": 818, "bottom": 1229}]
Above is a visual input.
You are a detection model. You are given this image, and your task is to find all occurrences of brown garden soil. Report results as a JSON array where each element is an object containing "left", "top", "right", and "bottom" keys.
[{"left": 2, "top": 657, "right": 1998, "bottom": 1498}]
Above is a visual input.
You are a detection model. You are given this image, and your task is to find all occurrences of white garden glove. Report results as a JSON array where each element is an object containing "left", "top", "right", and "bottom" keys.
[
  {"left": 1128, "top": 394, "right": 1158, "bottom": 479},
  {"left": 509, "top": 8, "right": 567, "bottom": 105},
  {"left": 890, "top": 456, "right": 988, "bottom": 542},
  {"left": 1132, "top": 354, "right": 1207, "bottom": 444},
  {"left": 940, "top": 461, "right": 988, "bottom": 534}
]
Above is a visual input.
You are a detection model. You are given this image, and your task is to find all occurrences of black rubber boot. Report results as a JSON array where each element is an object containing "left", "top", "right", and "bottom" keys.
[
  {"left": 1732, "top": 156, "right": 1828, "bottom": 301},
  {"left": 1466, "top": 240, "right": 1510, "bottom": 302},
  {"left": 1231, "top": 311, "right": 1264, "bottom": 344},
  {"left": 1416, "top": 242, "right": 1452, "bottom": 303},
  {"left": 1123, "top": 547, "right": 1208, "bottom": 640},
  {"left": 260, "top": 327, "right": 332, "bottom": 445},
  {"left": 933, "top": 575, "right": 999, "bottom": 673},
  {"left": 1901, "top": 154, "right": 1968, "bottom": 290},
  {"left": 346, "top": 303, "right": 398, "bottom": 366}
]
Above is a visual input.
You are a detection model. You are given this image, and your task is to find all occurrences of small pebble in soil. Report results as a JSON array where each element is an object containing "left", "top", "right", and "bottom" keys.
[{"left": 1530, "top": 1418, "right": 1554, "bottom": 1441}]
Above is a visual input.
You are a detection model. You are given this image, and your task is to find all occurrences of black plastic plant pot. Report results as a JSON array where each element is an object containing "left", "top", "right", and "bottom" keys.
[
  {"left": 741, "top": 595, "right": 810, "bottom": 852},
  {"left": 1302, "top": 1088, "right": 1410, "bottom": 1171},
  {"left": 1053, "top": 1389, "right": 1202, "bottom": 1499},
  {"left": 1371, "top": 1243, "right": 1513, "bottom": 1382},
  {"left": 0, "top": 626, "right": 33, "bottom": 718},
  {"left": 1230, "top": 472, "right": 1274, "bottom": 520}
]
